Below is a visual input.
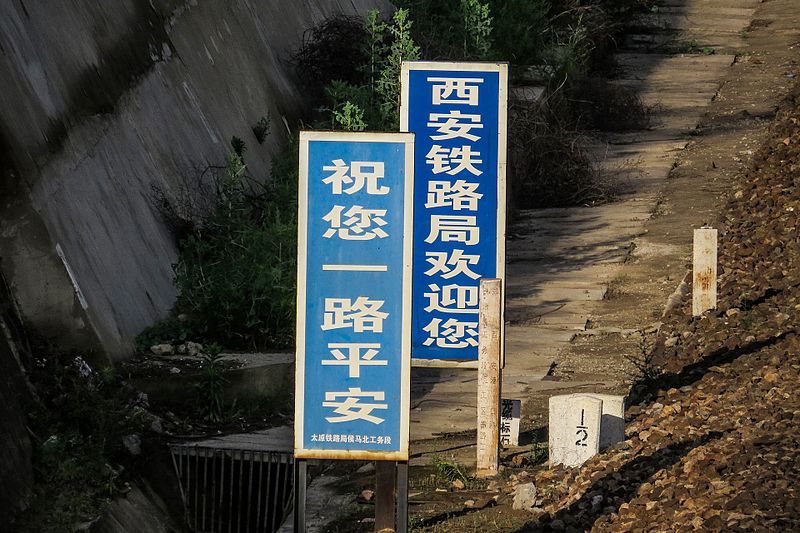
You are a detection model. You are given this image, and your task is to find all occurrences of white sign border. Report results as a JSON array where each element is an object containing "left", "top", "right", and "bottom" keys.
[
  {"left": 400, "top": 60, "right": 508, "bottom": 369},
  {"left": 294, "top": 130, "right": 415, "bottom": 461}
]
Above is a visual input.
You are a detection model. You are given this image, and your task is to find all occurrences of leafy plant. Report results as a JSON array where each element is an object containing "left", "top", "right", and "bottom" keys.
[
  {"left": 230, "top": 135, "right": 246, "bottom": 157},
  {"left": 14, "top": 355, "right": 145, "bottom": 532},
  {"left": 252, "top": 114, "right": 271, "bottom": 144},
  {"left": 375, "top": 9, "right": 422, "bottom": 129},
  {"left": 333, "top": 101, "right": 368, "bottom": 131},
  {"left": 195, "top": 344, "right": 228, "bottom": 423},
  {"left": 296, "top": 9, "right": 420, "bottom": 131},
  {"left": 461, "top": 0, "right": 493, "bottom": 59},
  {"left": 170, "top": 151, "right": 297, "bottom": 349},
  {"left": 292, "top": 15, "right": 368, "bottom": 100},
  {"left": 529, "top": 441, "right": 549, "bottom": 465},
  {"left": 431, "top": 455, "right": 469, "bottom": 484},
  {"left": 625, "top": 332, "right": 663, "bottom": 386},
  {"left": 134, "top": 315, "right": 191, "bottom": 352}
]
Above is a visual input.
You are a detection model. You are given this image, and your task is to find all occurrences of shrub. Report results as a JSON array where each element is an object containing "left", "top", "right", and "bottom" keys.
[
  {"left": 292, "top": 15, "right": 368, "bottom": 101},
  {"left": 172, "top": 151, "right": 297, "bottom": 350},
  {"left": 14, "top": 355, "right": 144, "bottom": 532},
  {"left": 508, "top": 98, "right": 608, "bottom": 209},
  {"left": 568, "top": 77, "right": 652, "bottom": 131},
  {"left": 294, "top": 9, "right": 420, "bottom": 131}
]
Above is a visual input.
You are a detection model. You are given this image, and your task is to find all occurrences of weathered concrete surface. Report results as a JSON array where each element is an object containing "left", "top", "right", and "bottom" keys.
[
  {"left": 172, "top": 424, "right": 293, "bottom": 453},
  {"left": 0, "top": 274, "right": 33, "bottom": 520},
  {"left": 91, "top": 480, "right": 180, "bottom": 533},
  {"left": 130, "top": 351, "right": 293, "bottom": 407},
  {"left": 0, "top": 318, "right": 32, "bottom": 519},
  {"left": 409, "top": 0, "right": 759, "bottom": 444},
  {"left": 0, "top": 0, "right": 390, "bottom": 359}
]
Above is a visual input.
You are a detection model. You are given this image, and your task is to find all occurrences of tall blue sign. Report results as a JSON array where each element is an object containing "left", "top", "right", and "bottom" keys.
[
  {"left": 401, "top": 62, "right": 508, "bottom": 364},
  {"left": 295, "top": 131, "right": 414, "bottom": 460}
]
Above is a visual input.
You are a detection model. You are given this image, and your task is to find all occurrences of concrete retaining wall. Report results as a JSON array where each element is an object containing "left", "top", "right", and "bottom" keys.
[{"left": 0, "top": 0, "right": 390, "bottom": 359}]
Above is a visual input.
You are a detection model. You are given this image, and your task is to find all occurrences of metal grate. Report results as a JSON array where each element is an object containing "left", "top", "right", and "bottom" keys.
[{"left": 170, "top": 445, "right": 294, "bottom": 533}]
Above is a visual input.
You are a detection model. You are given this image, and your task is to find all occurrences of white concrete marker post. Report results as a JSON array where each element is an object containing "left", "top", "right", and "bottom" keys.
[
  {"left": 693, "top": 227, "right": 718, "bottom": 317},
  {"left": 477, "top": 278, "right": 502, "bottom": 477},
  {"left": 569, "top": 393, "right": 626, "bottom": 450},
  {"left": 549, "top": 395, "right": 602, "bottom": 467}
]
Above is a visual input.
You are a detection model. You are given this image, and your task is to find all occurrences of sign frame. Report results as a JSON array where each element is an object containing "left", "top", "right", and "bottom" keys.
[
  {"left": 400, "top": 60, "right": 508, "bottom": 369},
  {"left": 294, "top": 130, "right": 415, "bottom": 461}
]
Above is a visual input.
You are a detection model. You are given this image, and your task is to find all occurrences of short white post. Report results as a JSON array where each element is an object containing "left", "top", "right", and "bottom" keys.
[
  {"left": 570, "top": 393, "right": 626, "bottom": 450},
  {"left": 477, "top": 278, "right": 502, "bottom": 477},
  {"left": 693, "top": 227, "right": 718, "bottom": 316},
  {"left": 549, "top": 395, "right": 602, "bottom": 467}
]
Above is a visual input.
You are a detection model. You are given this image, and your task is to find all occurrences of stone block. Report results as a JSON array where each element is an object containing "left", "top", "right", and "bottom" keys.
[{"left": 548, "top": 395, "right": 602, "bottom": 467}]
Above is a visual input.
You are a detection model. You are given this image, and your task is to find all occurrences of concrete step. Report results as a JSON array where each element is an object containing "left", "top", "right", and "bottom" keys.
[{"left": 130, "top": 352, "right": 294, "bottom": 406}]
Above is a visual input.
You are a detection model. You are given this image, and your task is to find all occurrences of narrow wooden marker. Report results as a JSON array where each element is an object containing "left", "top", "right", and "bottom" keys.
[
  {"left": 692, "top": 227, "right": 718, "bottom": 316},
  {"left": 477, "top": 278, "right": 502, "bottom": 477}
]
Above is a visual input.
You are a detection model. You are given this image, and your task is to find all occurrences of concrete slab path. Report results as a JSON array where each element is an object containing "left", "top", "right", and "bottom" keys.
[{"left": 409, "top": 0, "right": 760, "bottom": 442}]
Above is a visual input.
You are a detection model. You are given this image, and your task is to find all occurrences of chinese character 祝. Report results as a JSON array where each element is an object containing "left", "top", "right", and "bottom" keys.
[
  {"left": 426, "top": 180, "right": 483, "bottom": 211},
  {"left": 322, "top": 159, "right": 389, "bottom": 195},
  {"left": 323, "top": 205, "right": 388, "bottom": 240},
  {"left": 323, "top": 388, "right": 388, "bottom": 424},
  {"left": 425, "top": 250, "right": 481, "bottom": 279},
  {"left": 422, "top": 317, "right": 479, "bottom": 348},
  {"left": 428, "top": 77, "right": 483, "bottom": 106},
  {"left": 322, "top": 342, "right": 387, "bottom": 378},
  {"left": 427, "top": 111, "right": 484, "bottom": 142},
  {"left": 321, "top": 297, "right": 388, "bottom": 332},
  {"left": 426, "top": 215, "right": 480, "bottom": 245}
]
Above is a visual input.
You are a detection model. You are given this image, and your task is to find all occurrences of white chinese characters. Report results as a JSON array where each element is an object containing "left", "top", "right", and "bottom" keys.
[
  {"left": 429, "top": 77, "right": 483, "bottom": 106},
  {"left": 419, "top": 73, "right": 492, "bottom": 351},
  {"left": 321, "top": 297, "right": 387, "bottom": 333},
  {"left": 322, "top": 343, "right": 387, "bottom": 378},
  {"left": 323, "top": 205, "right": 388, "bottom": 240},
  {"left": 323, "top": 388, "right": 388, "bottom": 424},
  {"left": 323, "top": 159, "right": 389, "bottom": 195}
]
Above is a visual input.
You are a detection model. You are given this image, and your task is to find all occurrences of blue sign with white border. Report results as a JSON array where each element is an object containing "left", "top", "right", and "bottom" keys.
[
  {"left": 401, "top": 61, "right": 508, "bottom": 365},
  {"left": 295, "top": 131, "right": 414, "bottom": 460}
]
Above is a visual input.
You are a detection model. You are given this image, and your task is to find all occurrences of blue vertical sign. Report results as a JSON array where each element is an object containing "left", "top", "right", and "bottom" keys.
[
  {"left": 401, "top": 62, "right": 508, "bottom": 364},
  {"left": 295, "top": 132, "right": 414, "bottom": 460}
]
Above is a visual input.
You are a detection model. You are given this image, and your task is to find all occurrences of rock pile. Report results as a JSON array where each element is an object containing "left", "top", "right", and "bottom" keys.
[{"left": 522, "top": 88, "right": 800, "bottom": 531}]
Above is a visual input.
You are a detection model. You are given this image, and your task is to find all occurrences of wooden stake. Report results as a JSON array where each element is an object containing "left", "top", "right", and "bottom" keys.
[
  {"left": 375, "top": 461, "right": 397, "bottom": 532},
  {"left": 692, "top": 227, "right": 718, "bottom": 317},
  {"left": 477, "top": 278, "right": 502, "bottom": 477}
]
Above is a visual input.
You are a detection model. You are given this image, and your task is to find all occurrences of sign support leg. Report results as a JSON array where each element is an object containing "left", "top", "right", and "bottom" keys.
[
  {"left": 294, "top": 459, "right": 307, "bottom": 532},
  {"left": 396, "top": 462, "right": 408, "bottom": 532},
  {"left": 477, "top": 278, "right": 502, "bottom": 477},
  {"left": 375, "top": 460, "right": 397, "bottom": 531}
]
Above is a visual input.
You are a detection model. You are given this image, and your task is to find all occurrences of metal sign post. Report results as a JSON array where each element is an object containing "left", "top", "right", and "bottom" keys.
[
  {"left": 294, "top": 131, "right": 414, "bottom": 530},
  {"left": 400, "top": 61, "right": 508, "bottom": 368}
]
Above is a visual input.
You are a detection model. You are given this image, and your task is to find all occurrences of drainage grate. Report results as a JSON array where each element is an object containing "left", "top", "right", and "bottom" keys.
[{"left": 170, "top": 445, "right": 294, "bottom": 533}]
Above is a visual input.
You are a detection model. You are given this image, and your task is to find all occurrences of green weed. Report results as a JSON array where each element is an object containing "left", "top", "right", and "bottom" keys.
[
  {"left": 14, "top": 355, "right": 145, "bottom": 532},
  {"left": 431, "top": 455, "right": 469, "bottom": 484}
]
